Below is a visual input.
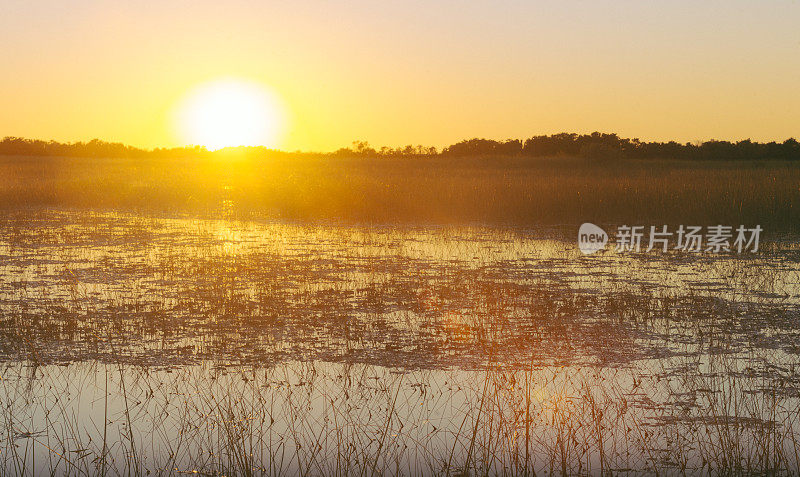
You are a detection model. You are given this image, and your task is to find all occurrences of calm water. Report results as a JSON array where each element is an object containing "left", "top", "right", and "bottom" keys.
[{"left": 2, "top": 210, "right": 800, "bottom": 475}]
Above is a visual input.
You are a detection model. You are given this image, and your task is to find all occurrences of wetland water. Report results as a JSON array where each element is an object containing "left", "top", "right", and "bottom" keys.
[{"left": 1, "top": 210, "right": 800, "bottom": 475}]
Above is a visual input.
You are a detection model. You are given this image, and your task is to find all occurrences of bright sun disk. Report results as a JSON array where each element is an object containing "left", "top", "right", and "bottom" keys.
[{"left": 175, "top": 79, "right": 285, "bottom": 150}]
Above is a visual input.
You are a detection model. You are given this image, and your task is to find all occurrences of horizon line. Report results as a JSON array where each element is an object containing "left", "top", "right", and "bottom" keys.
[{"left": 3, "top": 132, "right": 800, "bottom": 156}]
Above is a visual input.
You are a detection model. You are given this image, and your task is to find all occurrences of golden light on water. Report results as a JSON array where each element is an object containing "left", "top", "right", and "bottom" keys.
[{"left": 174, "top": 79, "right": 286, "bottom": 151}]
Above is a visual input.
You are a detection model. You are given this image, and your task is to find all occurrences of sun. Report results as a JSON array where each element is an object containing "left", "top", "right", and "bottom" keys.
[{"left": 174, "top": 79, "right": 286, "bottom": 150}]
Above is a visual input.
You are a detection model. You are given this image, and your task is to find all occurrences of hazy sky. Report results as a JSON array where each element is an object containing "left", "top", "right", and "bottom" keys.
[{"left": 1, "top": 0, "right": 799, "bottom": 151}]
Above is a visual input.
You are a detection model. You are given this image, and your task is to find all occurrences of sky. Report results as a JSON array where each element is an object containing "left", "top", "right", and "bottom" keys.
[{"left": 1, "top": 0, "right": 799, "bottom": 151}]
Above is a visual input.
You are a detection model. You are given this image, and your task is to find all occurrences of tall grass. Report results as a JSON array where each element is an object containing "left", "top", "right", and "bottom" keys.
[
  {"left": 1, "top": 155, "right": 799, "bottom": 228},
  {"left": 2, "top": 355, "right": 800, "bottom": 476}
]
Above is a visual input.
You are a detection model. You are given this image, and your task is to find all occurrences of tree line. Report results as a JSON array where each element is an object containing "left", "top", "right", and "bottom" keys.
[
  {"left": 2, "top": 133, "right": 799, "bottom": 160},
  {"left": 438, "top": 133, "right": 800, "bottom": 161}
]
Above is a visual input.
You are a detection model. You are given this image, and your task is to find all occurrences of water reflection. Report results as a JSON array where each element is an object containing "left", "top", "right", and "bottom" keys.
[{"left": 1, "top": 210, "right": 800, "bottom": 474}]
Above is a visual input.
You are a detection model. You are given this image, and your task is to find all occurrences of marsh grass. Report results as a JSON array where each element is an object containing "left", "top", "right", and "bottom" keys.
[
  {"left": 5, "top": 212, "right": 796, "bottom": 369},
  {"left": 1, "top": 155, "right": 799, "bottom": 228},
  {"left": 3, "top": 352, "right": 800, "bottom": 476},
  {"left": 1, "top": 168, "right": 800, "bottom": 474}
]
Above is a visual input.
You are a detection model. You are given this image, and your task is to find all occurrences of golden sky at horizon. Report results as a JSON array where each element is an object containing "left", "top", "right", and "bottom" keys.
[{"left": 1, "top": 0, "right": 799, "bottom": 152}]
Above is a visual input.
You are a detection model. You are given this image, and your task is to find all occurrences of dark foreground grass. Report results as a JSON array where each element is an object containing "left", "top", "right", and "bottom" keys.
[{"left": 1, "top": 154, "right": 799, "bottom": 229}]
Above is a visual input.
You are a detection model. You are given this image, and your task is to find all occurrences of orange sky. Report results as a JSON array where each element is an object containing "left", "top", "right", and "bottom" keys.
[{"left": 1, "top": 0, "right": 799, "bottom": 151}]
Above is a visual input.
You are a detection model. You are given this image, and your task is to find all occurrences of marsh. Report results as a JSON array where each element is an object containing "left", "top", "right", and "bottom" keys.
[{"left": 1, "top": 159, "right": 799, "bottom": 474}]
